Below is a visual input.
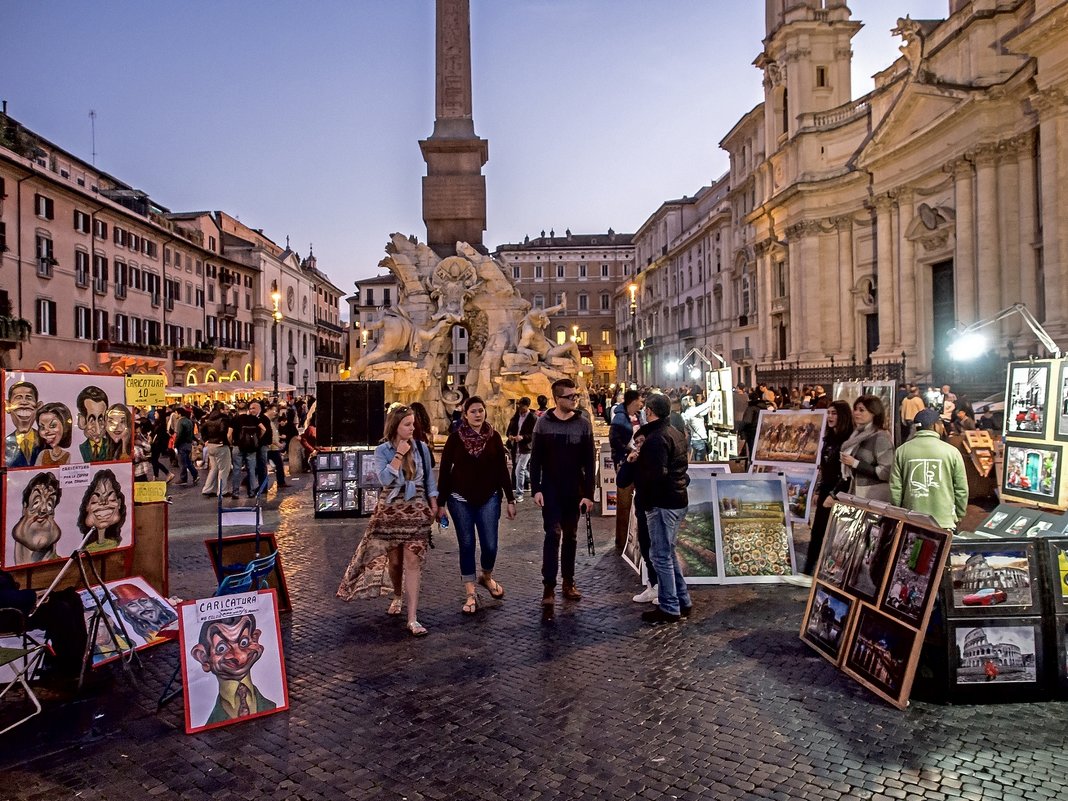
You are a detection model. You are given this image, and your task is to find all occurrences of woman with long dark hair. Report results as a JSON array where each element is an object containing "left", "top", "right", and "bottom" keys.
[
  {"left": 802, "top": 400, "right": 854, "bottom": 575},
  {"left": 337, "top": 405, "right": 439, "bottom": 636},
  {"left": 840, "top": 395, "right": 895, "bottom": 502},
  {"left": 437, "top": 396, "right": 516, "bottom": 615}
]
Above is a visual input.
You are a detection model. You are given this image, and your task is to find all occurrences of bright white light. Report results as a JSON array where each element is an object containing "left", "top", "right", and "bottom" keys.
[
  {"left": 689, "top": 367, "right": 701, "bottom": 380},
  {"left": 666, "top": 360, "right": 679, "bottom": 375},
  {"left": 947, "top": 331, "right": 987, "bottom": 361}
]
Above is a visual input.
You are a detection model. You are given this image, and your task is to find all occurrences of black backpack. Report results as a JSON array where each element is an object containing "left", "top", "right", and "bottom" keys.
[{"left": 237, "top": 423, "right": 260, "bottom": 453}]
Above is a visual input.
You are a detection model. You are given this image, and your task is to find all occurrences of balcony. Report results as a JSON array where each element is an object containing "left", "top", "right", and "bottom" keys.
[
  {"left": 678, "top": 327, "right": 697, "bottom": 340},
  {"left": 0, "top": 316, "right": 31, "bottom": 346},
  {"left": 315, "top": 345, "right": 343, "bottom": 360},
  {"left": 315, "top": 317, "right": 344, "bottom": 334},
  {"left": 731, "top": 347, "right": 752, "bottom": 362},
  {"left": 173, "top": 346, "right": 217, "bottom": 363},
  {"left": 218, "top": 301, "right": 238, "bottom": 317},
  {"left": 212, "top": 337, "right": 250, "bottom": 353},
  {"left": 95, "top": 340, "right": 168, "bottom": 359}
]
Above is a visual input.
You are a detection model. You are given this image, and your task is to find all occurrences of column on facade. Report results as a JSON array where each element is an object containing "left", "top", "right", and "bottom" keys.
[
  {"left": 798, "top": 226, "right": 822, "bottom": 360},
  {"left": 835, "top": 216, "right": 856, "bottom": 360},
  {"left": 895, "top": 192, "right": 918, "bottom": 359},
  {"left": 757, "top": 244, "right": 776, "bottom": 359},
  {"left": 1016, "top": 133, "right": 1040, "bottom": 322},
  {"left": 996, "top": 143, "right": 1022, "bottom": 340},
  {"left": 873, "top": 195, "right": 896, "bottom": 354},
  {"left": 951, "top": 158, "right": 977, "bottom": 326},
  {"left": 1035, "top": 89, "right": 1068, "bottom": 340},
  {"left": 973, "top": 145, "right": 1001, "bottom": 322}
]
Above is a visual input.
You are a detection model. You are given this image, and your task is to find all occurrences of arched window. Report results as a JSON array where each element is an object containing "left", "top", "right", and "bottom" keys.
[
  {"left": 244, "top": 363, "right": 253, "bottom": 381},
  {"left": 205, "top": 369, "right": 218, "bottom": 382},
  {"left": 36, "top": 361, "right": 56, "bottom": 372},
  {"left": 740, "top": 275, "right": 751, "bottom": 315},
  {"left": 555, "top": 327, "right": 566, "bottom": 345},
  {"left": 186, "top": 368, "right": 198, "bottom": 386}
]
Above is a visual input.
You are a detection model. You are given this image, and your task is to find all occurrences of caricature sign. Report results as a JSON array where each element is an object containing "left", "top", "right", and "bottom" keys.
[{"left": 178, "top": 589, "right": 289, "bottom": 734}]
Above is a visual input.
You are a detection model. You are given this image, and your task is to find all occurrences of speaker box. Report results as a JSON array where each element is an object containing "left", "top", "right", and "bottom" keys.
[{"left": 316, "top": 381, "right": 385, "bottom": 447}]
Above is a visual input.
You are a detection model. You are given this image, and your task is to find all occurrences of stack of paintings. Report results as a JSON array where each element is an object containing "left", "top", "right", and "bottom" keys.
[
  {"left": 800, "top": 496, "right": 951, "bottom": 708},
  {"left": 1000, "top": 360, "right": 1068, "bottom": 510},
  {"left": 748, "top": 409, "right": 825, "bottom": 525},
  {"left": 1, "top": 370, "right": 135, "bottom": 570}
]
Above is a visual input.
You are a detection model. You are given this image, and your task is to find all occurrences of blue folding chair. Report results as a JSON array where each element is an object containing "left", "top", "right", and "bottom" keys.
[{"left": 157, "top": 565, "right": 255, "bottom": 709}]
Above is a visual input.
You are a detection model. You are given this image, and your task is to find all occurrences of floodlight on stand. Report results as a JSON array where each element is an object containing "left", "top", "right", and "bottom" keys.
[
  {"left": 666, "top": 360, "right": 679, "bottom": 376},
  {"left": 946, "top": 303, "right": 1061, "bottom": 361},
  {"left": 689, "top": 367, "right": 701, "bottom": 380}
]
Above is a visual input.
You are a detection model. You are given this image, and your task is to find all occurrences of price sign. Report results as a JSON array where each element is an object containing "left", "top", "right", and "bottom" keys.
[
  {"left": 134, "top": 481, "right": 168, "bottom": 504},
  {"left": 126, "top": 375, "right": 166, "bottom": 407}
]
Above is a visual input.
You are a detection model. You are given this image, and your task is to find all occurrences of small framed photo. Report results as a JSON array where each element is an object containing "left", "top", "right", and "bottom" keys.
[
  {"left": 316, "top": 491, "right": 341, "bottom": 513},
  {"left": 343, "top": 452, "right": 358, "bottom": 480},
  {"left": 359, "top": 452, "right": 381, "bottom": 487},
  {"left": 1002, "top": 441, "right": 1063, "bottom": 506},
  {"left": 328, "top": 453, "right": 343, "bottom": 470},
  {"left": 949, "top": 617, "right": 1045, "bottom": 700},
  {"left": 800, "top": 582, "right": 856, "bottom": 666},
  {"left": 317, "top": 470, "right": 341, "bottom": 490},
  {"left": 315, "top": 453, "right": 332, "bottom": 471},
  {"left": 1001, "top": 508, "right": 1041, "bottom": 537},
  {"left": 842, "top": 604, "right": 921, "bottom": 709},
  {"left": 1046, "top": 539, "right": 1068, "bottom": 612},
  {"left": 1004, "top": 360, "right": 1053, "bottom": 440},
  {"left": 943, "top": 541, "right": 1039, "bottom": 617},
  {"left": 878, "top": 523, "right": 950, "bottom": 629},
  {"left": 360, "top": 488, "right": 380, "bottom": 515},
  {"left": 975, "top": 508, "right": 1012, "bottom": 535},
  {"left": 1055, "top": 361, "right": 1068, "bottom": 443}
]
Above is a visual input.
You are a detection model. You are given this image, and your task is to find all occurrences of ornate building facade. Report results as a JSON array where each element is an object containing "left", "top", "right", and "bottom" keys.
[{"left": 620, "top": 0, "right": 1068, "bottom": 392}]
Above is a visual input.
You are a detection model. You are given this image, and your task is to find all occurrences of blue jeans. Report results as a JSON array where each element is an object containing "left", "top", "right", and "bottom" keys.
[
  {"left": 177, "top": 442, "right": 198, "bottom": 482},
  {"left": 645, "top": 507, "right": 691, "bottom": 616},
  {"left": 514, "top": 453, "right": 531, "bottom": 498},
  {"left": 232, "top": 449, "right": 257, "bottom": 495},
  {"left": 447, "top": 493, "right": 501, "bottom": 582},
  {"left": 690, "top": 439, "right": 708, "bottom": 462}
]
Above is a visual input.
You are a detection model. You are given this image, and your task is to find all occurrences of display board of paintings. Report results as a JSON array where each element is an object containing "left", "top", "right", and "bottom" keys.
[
  {"left": 711, "top": 473, "right": 796, "bottom": 584},
  {"left": 800, "top": 495, "right": 952, "bottom": 708},
  {"left": 313, "top": 448, "right": 376, "bottom": 517},
  {"left": 2, "top": 370, "right": 132, "bottom": 469},
  {"left": 1000, "top": 359, "right": 1068, "bottom": 510},
  {"left": 3, "top": 460, "right": 135, "bottom": 569},
  {"left": 179, "top": 588, "right": 289, "bottom": 735},
  {"left": 599, "top": 446, "right": 617, "bottom": 517},
  {"left": 81, "top": 575, "right": 177, "bottom": 668}
]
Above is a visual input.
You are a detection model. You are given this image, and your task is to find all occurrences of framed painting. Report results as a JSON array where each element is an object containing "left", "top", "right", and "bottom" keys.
[
  {"left": 1056, "top": 360, "right": 1068, "bottom": 443},
  {"left": 81, "top": 576, "right": 177, "bottom": 668},
  {"left": 815, "top": 502, "right": 868, "bottom": 591},
  {"left": 677, "top": 465, "right": 724, "bottom": 583},
  {"left": 203, "top": 532, "right": 291, "bottom": 612},
  {"left": 3, "top": 461, "right": 135, "bottom": 570},
  {"left": 1003, "top": 360, "right": 1054, "bottom": 440},
  {"left": 800, "top": 581, "right": 856, "bottom": 666},
  {"left": 358, "top": 451, "right": 381, "bottom": 487},
  {"left": 711, "top": 474, "right": 796, "bottom": 583},
  {"left": 1001, "top": 441, "right": 1063, "bottom": 507},
  {"left": 342, "top": 452, "right": 359, "bottom": 481},
  {"left": 751, "top": 409, "right": 826, "bottom": 466},
  {"left": 841, "top": 514, "right": 899, "bottom": 605},
  {"left": 1046, "top": 539, "right": 1068, "bottom": 613},
  {"left": 2, "top": 370, "right": 132, "bottom": 469},
  {"left": 943, "top": 540, "right": 1039, "bottom": 617},
  {"left": 948, "top": 617, "right": 1045, "bottom": 700},
  {"left": 179, "top": 589, "right": 289, "bottom": 734},
  {"left": 749, "top": 463, "right": 818, "bottom": 525},
  {"left": 878, "top": 523, "right": 950, "bottom": 629},
  {"left": 841, "top": 603, "right": 922, "bottom": 709}
]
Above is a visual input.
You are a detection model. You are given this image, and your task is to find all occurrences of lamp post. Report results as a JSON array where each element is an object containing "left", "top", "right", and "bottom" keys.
[
  {"left": 271, "top": 282, "right": 283, "bottom": 399},
  {"left": 628, "top": 282, "right": 638, "bottom": 386}
]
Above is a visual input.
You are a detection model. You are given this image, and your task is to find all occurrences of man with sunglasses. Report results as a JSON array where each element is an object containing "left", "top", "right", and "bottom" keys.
[{"left": 530, "top": 378, "right": 595, "bottom": 610}]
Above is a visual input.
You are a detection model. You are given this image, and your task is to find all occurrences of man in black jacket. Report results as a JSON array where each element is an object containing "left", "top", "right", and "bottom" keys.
[
  {"left": 505, "top": 397, "right": 537, "bottom": 501},
  {"left": 619, "top": 393, "right": 691, "bottom": 624}
]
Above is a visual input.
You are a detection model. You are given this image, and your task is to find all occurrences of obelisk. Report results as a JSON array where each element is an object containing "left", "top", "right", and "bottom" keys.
[{"left": 420, "top": 0, "right": 489, "bottom": 258}]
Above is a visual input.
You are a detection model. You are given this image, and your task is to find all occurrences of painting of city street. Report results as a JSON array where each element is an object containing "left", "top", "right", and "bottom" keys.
[
  {"left": 945, "top": 543, "right": 1036, "bottom": 615},
  {"left": 880, "top": 524, "right": 949, "bottom": 628},
  {"left": 952, "top": 622, "right": 1039, "bottom": 685},
  {"left": 712, "top": 475, "right": 795, "bottom": 583},
  {"left": 843, "top": 605, "right": 918, "bottom": 708},
  {"left": 751, "top": 410, "right": 826, "bottom": 466},
  {"left": 1002, "top": 441, "right": 1062, "bottom": 505},
  {"left": 816, "top": 503, "right": 867, "bottom": 591},
  {"left": 1004, "top": 361, "right": 1051, "bottom": 439},
  {"left": 801, "top": 583, "right": 854, "bottom": 664},
  {"left": 1057, "top": 364, "right": 1068, "bottom": 442},
  {"left": 842, "top": 515, "right": 898, "bottom": 604},
  {"left": 676, "top": 468, "right": 722, "bottom": 582}
]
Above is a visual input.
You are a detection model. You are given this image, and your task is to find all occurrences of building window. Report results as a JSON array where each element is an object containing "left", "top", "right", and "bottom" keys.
[
  {"left": 383, "top": 288, "right": 391, "bottom": 306},
  {"left": 578, "top": 293, "right": 589, "bottom": 311},
  {"left": 196, "top": 288, "right": 204, "bottom": 307},
  {"left": 73, "top": 209, "right": 90, "bottom": 233},
  {"left": 533, "top": 294, "right": 545, "bottom": 309},
  {"left": 579, "top": 263, "right": 587, "bottom": 278},
  {"left": 74, "top": 306, "right": 91, "bottom": 340},
  {"left": 775, "top": 261, "right": 787, "bottom": 298},
  {"left": 74, "top": 251, "right": 89, "bottom": 287},
  {"left": 36, "top": 299, "right": 57, "bottom": 335},
  {"left": 0, "top": 221, "right": 5, "bottom": 253},
  {"left": 115, "top": 314, "right": 129, "bottom": 342},
  {"left": 113, "top": 226, "right": 127, "bottom": 246},
  {"left": 35, "top": 194, "right": 55, "bottom": 220},
  {"left": 600, "top": 327, "right": 611, "bottom": 345},
  {"left": 601, "top": 263, "right": 610, "bottom": 278},
  {"left": 93, "top": 309, "right": 108, "bottom": 340},
  {"left": 600, "top": 293, "right": 610, "bottom": 311},
  {"left": 555, "top": 328, "right": 566, "bottom": 345},
  {"left": 816, "top": 66, "right": 827, "bottom": 88},
  {"left": 556, "top": 263, "right": 565, "bottom": 279},
  {"left": 534, "top": 264, "right": 543, "bottom": 279},
  {"left": 365, "top": 288, "right": 374, "bottom": 306},
  {"left": 93, "top": 219, "right": 108, "bottom": 239},
  {"left": 512, "top": 265, "right": 520, "bottom": 279},
  {"left": 740, "top": 274, "right": 752, "bottom": 316},
  {"left": 555, "top": 293, "right": 564, "bottom": 307}
]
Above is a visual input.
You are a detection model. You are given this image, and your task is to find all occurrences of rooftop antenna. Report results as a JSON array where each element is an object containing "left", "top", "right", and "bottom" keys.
[{"left": 89, "top": 109, "right": 97, "bottom": 166}]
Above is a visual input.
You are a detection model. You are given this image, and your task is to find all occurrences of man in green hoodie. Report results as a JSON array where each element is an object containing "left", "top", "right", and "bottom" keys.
[{"left": 890, "top": 408, "right": 968, "bottom": 530}]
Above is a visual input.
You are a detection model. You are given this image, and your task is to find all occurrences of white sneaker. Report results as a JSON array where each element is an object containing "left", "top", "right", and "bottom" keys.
[{"left": 632, "top": 585, "right": 659, "bottom": 603}]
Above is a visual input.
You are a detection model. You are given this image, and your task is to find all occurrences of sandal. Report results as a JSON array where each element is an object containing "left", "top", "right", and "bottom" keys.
[
  {"left": 462, "top": 594, "right": 479, "bottom": 615},
  {"left": 387, "top": 596, "right": 403, "bottom": 616},
  {"left": 406, "top": 620, "right": 428, "bottom": 637},
  {"left": 479, "top": 576, "right": 505, "bottom": 599}
]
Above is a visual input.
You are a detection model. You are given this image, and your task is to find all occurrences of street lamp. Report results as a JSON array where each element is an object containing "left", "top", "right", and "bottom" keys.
[
  {"left": 628, "top": 282, "right": 638, "bottom": 384},
  {"left": 271, "top": 281, "right": 283, "bottom": 399}
]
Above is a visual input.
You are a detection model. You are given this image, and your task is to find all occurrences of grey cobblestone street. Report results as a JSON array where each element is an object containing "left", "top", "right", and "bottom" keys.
[{"left": 2, "top": 477, "right": 1068, "bottom": 801}]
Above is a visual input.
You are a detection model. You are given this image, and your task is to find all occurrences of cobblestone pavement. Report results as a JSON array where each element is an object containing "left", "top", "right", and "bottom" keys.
[{"left": 3, "top": 474, "right": 1068, "bottom": 801}]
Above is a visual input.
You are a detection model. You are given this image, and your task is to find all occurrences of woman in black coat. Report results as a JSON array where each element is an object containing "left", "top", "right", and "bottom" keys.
[{"left": 803, "top": 400, "right": 854, "bottom": 575}]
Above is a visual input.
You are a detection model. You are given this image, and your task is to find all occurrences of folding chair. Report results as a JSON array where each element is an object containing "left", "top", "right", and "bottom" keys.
[
  {"left": 156, "top": 565, "right": 255, "bottom": 710},
  {"left": 245, "top": 551, "right": 278, "bottom": 591},
  {"left": 0, "top": 608, "right": 50, "bottom": 735}
]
